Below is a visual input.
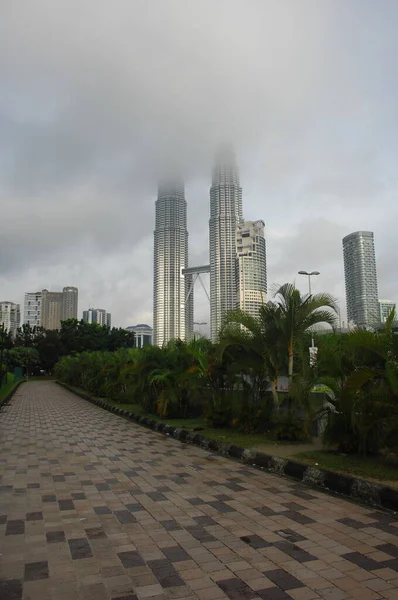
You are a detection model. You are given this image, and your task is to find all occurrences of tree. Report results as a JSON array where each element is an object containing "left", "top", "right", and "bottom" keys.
[
  {"left": 219, "top": 302, "right": 284, "bottom": 416},
  {"left": 37, "top": 330, "right": 63, "bottom": 372},
  {"left": 15, "top": 324, "right": 45, "bottom": 348},
  {"left": 8, "top": 347, "right": 41, "bottom": 373},
  {"left": 272, "top": 283, "right": 338, "bottom": 385}
]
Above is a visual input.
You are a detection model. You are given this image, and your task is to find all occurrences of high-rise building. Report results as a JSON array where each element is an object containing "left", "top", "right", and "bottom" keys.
[
  {"left": 62, "top": 287, "right": 78, "bottom": 321},
  {"left": 378, "top": 300, "right": 396, "bottom": 324},
  {"left": 0, "top": 301, "right": 21, "bottom": 337},
  {"left": 343, "top": 231, "right": 379, "bottom": 328},
  {"left": 126, "top": 324, "right": 153, "bottom": 347},
  {"left": 209, "top": 146, "right": 243, "bottom": 340},
  {"left": 83, "top": 308, "right": 111, "bottom": 327},
  {"left": 24, "top": 286, "right": 78, "bottom": 329},
  {"left": 236, "top": 220, "right": 267, "bottom": 316},
  {"left": 24, "top": 292, "right": 42, "bottom": 327},
  {"left": 153, "top": 182, "right": 193, "bottom": 345},
  {"left": 41, "top": 290, "right": 63, "bottom": 330}
]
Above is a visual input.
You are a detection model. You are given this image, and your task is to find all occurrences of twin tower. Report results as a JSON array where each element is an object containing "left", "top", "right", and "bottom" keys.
[{"left": 153, "top": 147, "right": 267, "bottom": 345}]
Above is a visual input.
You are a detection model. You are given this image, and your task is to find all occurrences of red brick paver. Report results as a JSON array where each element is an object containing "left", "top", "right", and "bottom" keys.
[{"left": 0, "top": 382, "right": 397, "bottom": 600}]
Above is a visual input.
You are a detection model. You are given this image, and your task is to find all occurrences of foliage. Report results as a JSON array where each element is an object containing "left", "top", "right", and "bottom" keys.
[
  {"left": 319, "top": 310, "right": 398, "bottom": 454},
  {"left": 52, "top": 284, "right": 398, "bottom": 457}
]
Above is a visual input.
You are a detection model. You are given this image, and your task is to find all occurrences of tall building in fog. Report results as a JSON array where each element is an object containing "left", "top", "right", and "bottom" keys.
[
  {"left": 153, "top": 182, "right": 193, "bottom": 346},
  {"left": 209, "top": 147, "right": 243, "bottom": 340},
  {"left": 236, "top": 220, "right": 267, "bottom": 316},
  {"left": 83, "top": 308, "right": 111, "bottom": 327},
  {"left": 343, "top": 231, "right": 379, "bottom": 328},
  {"left": 0, "top": 301, "right": 21, "bottom": 337}
]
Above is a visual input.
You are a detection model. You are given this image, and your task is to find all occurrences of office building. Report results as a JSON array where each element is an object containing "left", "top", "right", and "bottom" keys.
[
  {"left": 24, "top": 292, "right": 42, "bottom": 327},
  {"left": 41, "top": 290, "right": 63, "bottom": 330},
  {"left": 126, "top": 324, "right": 153, "bottom": 348},
  {"left": 24, "top": 286, "right": 78, "bottom": 329},
  {"left": 153, "top": 181, "right": 193, "bottom": 345},
  {"left": 62, "top": 286, "right": 78, "bottom": 320},
  {"left": 83, "top": 308, "right": 111, "bottom": 327},
  {"left": 236, "top": 220, "right": 267, "bottom": 316},
  {"left": 343, "top": 231, "right": 379, "bottom": 327},
  {"left": 379, "top": 300, "right": 396, "bottom": 324},
  {"left": 209, "top": 146, "right": 243, "bottom": 340},
  {"left": 0, "top": 301, "right": 21, "bottom": 337}
]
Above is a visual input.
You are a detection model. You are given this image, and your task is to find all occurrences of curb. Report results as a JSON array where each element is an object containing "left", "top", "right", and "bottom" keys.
[
  {"left": 57, "top": 381, "right": 398, "bottom": 513},
  {"left": 0, "top": 380, "right": 24, "bottom": 410}
]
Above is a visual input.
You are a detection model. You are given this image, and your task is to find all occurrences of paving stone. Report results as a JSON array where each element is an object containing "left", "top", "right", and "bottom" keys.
[
  {"left": 46, "top": 530, "right": 66, "bottom": 543},
  {"left": 1, "top": 381, "right": 398, "bottom": 600},
  {"left": 68, "top": 538, "right": 93, "bottom": 560},
  {"left": 0, "top": 579, "right": 23, "bottom": 600},
  {"left": 24, "top": 560, "right": 49, "bottom": 581}
]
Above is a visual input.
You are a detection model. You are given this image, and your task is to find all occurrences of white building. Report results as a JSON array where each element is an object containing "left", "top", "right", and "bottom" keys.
[
  {"left": 236, "top": 220, "right": 267, "bottom": 316},
  {"left": 126, "top": 324, "right": 153, "bottom": 348},
  {"left": 153, "top": 182, "right": 193, "bottom": 345},
  {"left": 209, "top": 147, "right": 243, "bottom": 340},
  {"left": 0, "top": 301, "right": 21, "bottom": 337},
  {"left": 379, "top": 299, "right": 396, "bottom": 324},
  {"left": 82, "top": 308, "right": 111, "bottom": 327},
  {"left": 24, "top": 292, "right": 42, "bottom": 327}
]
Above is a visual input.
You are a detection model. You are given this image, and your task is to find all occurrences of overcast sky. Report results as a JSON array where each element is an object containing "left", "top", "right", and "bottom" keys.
[{"left": 1, "top": 1, "right": 397, "bottom": 330}]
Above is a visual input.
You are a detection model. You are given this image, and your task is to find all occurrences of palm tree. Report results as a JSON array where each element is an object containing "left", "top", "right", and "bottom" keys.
[
  {"left": 219, "top": 302, "right": 284, "bottom": 414},
  {"left": 272, "top": 283, "right": 338, "bottom": 385}
]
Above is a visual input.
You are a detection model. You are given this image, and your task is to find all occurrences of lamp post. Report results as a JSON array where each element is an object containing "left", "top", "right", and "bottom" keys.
[
  {"left": 193, "top": 322, "right": 207, "bottom": 338},
  {"left": 298, "top": 270, "right": 320, "bottom": 360}
]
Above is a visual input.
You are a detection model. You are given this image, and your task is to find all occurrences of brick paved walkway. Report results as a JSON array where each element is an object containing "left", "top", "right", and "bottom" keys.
[{"left": 1, "top": 382, "right": 398, "bottom": 600}]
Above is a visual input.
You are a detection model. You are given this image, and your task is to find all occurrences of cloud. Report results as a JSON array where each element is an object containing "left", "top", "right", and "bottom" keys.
[{"left": 1, "top": 0, "right": 398, "bottom": 327}]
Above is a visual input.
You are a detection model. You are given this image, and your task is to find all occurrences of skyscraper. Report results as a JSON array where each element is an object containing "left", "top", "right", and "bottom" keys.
[
  {"left": 62, "top": 287, "right": 78, "bottom": 321},
  {"left": 24, "top": 292, "right": 42, "bottom": 327},
  {"left": 0, "top": 301, "right": 21, "bottom": 337},
  {"left": 343, "top": 231, "right": 379, "bottom": 328},
  {"left": 83, "top": 308, "right": 111, "bottom": 327},
  {"left": 378, "top": 300, "right": 396, "bottom": 324},
  {"left": 24, "top": 287, "right": 78, "bottom": 329},
  {"left": 41, "top": 290, "right": 63, "bottom": 330},
  {"left": 236, "top": 220, "right": 267, "bottom": 316},
  {"left": 209, "top": 147, "right": 243, "bottom": 340},
  {"left": 153, "top": 182, "right": 193, "bottom": 346}
]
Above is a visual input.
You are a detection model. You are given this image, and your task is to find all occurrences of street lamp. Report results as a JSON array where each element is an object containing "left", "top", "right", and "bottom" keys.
[
  {"left": 298, "top": 270, "right": 320, "bottom": 297},
  {"left": 298, "top": 270, "right": 320, "bottom": 357}
]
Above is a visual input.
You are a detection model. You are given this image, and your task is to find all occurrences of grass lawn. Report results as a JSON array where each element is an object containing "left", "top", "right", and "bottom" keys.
[
  {"left": 101, "top": 397, "right": 274, "bottom": 446},
  {"left": 294, "top": 449, "right": 398, "bottom": 486},
  {"left": 0, "top": 376, "right": 20, "bottom": 407}
]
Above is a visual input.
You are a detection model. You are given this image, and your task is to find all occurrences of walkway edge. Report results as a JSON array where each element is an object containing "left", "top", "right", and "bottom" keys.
[
  {"left": 0, "top": 380, "right": 24, "bottom": 409},
  {"left": 56, "top": 381, "right": 398, "bottom": 513}
]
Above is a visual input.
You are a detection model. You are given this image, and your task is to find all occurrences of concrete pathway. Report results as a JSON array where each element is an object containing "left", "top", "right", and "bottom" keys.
[{"left": 0, "top": 382, "right": 397, "bottom": 600}]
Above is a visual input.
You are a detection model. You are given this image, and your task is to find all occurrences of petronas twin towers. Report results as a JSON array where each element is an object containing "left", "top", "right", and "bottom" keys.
[{"left": 153, "top": 147, "right": 266, "bottom": 346}]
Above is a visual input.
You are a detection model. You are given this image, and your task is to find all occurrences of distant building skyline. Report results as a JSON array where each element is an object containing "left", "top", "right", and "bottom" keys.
[
  {"left": 83, "top": 308, "right": 111, "bottom": 328},
  {"left": 236, "top": 220, "right": 267, "bottom": 316},
  {"left": 343, "top": 231, "right": 379, "bottom": 328},
  {"left": 24, "top": 287, "right": 78, "bottom": 329},
  {"left": 0, "top": 301, "right": 21, "bottom": 337},
  {"left": 209, "top": 146, "right": 243, "bottom": 340},
  {"left": 153, "top": 182, "right": 193, "bottom": 346}
]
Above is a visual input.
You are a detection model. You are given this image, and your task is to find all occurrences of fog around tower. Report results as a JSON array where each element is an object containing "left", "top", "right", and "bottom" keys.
[{"left": 1, "top": 1, "right": 398, "bottom": 328}]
